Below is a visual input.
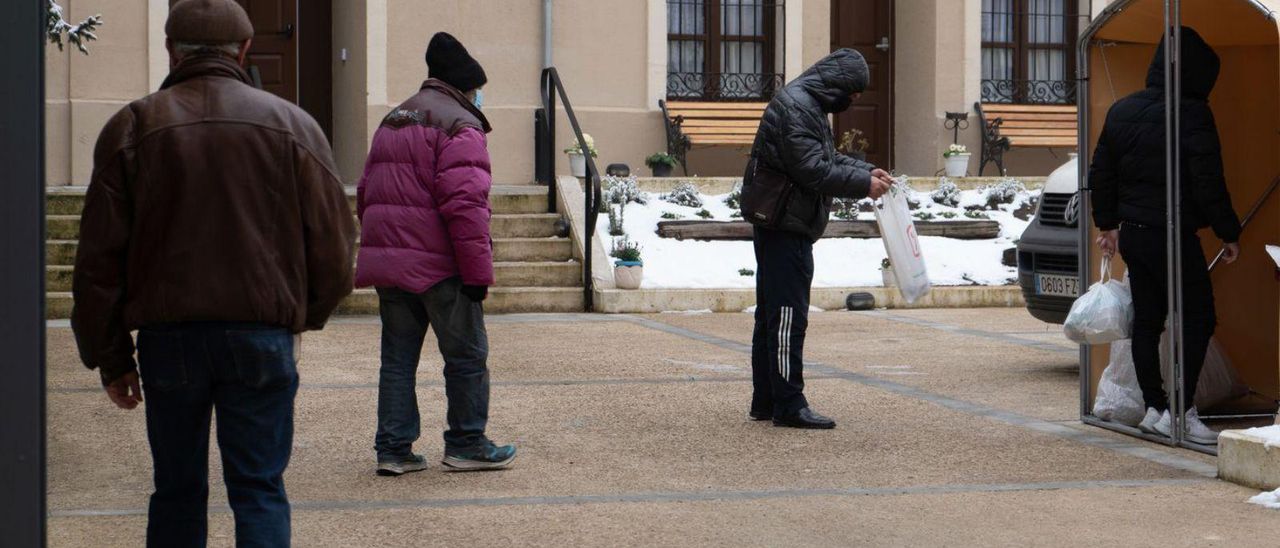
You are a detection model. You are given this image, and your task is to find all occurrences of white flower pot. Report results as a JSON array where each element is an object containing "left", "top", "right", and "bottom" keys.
[
  {"left": 568, "top": 153, "right": 587, "bottom": 177},
  {"left": 614, "top": 265, "right": 644, "bottom": 290},
  {"left": 881, "top": 267, "right": 897, "bottom": 287},
  {"left": 944, "top": 153, "right": 971, "bottom": 178}
]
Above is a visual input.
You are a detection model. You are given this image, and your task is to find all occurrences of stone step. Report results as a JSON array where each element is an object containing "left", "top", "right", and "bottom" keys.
[
  {"left": 47, "top": 212, "right": 560, "bottom": 241},
  {"left": 490, "top": 213, "right": 563, "bottom": 239},
  {"left": 47, "top": 286, "right": 588, "bottom": 319},
  {"left": 335, "top": 287, "right": 586, "bottom": 315},
  {"left": 46, "top": 261, "right": 583, "bottom": 292},
  {"left": 45, "top": 237, "right": 573, "bottom": 266},
  {"left": 46, "top": 184, "right": 551, "bottom": 217},
  {"left": 494, "top": 261, "right": 581, "bottom": 288}
]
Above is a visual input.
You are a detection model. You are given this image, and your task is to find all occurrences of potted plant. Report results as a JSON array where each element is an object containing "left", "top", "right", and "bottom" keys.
[
  {"left": 611, "top": 236, "right": 644, "bottom": 290},
  {"left": 565, "top": 133, "right": 598, "bottom": 178},
  {"left": 837, "top": 128, "right": 871, "bottom": 161},
  {"left": 943, "top": 143, "right": 971, "bottom": 178},
  {"left": 880, "top": 258, "right": 896, "bottom": 287},
  {"left": 645, "top": 152, "right": 679, "bottom": 177}
]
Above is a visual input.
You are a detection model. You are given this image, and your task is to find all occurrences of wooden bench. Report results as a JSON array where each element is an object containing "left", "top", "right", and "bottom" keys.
[
  {"left": 660, "top": 100, "right": 766, "bottom": 175},
  {"left": 975, "top": 102, "right": 1078, "bottom": 176}
]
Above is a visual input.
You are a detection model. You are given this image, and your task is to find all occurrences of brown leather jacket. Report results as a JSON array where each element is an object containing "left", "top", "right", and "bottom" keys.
[{"left": 72, "top": 55, "right": 356, "bottom": 384}]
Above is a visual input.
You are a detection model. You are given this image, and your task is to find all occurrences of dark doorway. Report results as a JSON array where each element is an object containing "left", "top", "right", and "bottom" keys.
[
  {"left": 168, "top": 0, "right": 333, "bottom": 140},
  {"left": 831, "top": 0, "right": 894, "bottom": 170}
]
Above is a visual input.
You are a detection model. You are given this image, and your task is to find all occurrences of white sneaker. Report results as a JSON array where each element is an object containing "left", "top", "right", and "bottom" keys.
[
  {"left": 1153, "top": 410, "right": 1173, "bottom": 438},
  {"left": 1184, "top": 408, "right": 1220, "bottom": 445},
  {"left": 1137, "top": 408, "right": 1163, "bottom": 434}
]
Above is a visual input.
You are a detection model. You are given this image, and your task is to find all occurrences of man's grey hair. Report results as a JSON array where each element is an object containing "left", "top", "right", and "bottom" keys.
[{"left": 172, "top": 40, "right": 243, "bottom": 58}]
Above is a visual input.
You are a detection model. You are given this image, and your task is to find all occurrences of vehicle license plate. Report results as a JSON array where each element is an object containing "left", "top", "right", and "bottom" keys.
[{"left": 1036, "top": 274, "right": 1079, "bottom": 297}]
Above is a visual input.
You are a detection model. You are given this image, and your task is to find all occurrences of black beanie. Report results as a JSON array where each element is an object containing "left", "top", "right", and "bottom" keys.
[{"left": 426, "top": 32, "right": 488, "bottom": 93}]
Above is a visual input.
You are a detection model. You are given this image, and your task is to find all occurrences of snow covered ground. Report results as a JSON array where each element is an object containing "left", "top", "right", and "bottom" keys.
[{"left": 596, "top": 178, "right": 1038, "bottom": 289}]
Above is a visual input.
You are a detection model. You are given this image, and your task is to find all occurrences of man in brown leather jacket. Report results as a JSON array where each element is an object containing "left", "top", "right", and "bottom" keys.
[{"left": 71, "top": 1, "right": 355, "bottom": 545}]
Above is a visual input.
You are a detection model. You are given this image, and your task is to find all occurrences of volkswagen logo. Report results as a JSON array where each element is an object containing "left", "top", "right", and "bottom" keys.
[{"left": 1063, "top": 193, "right": 1081, "bottom": 226}]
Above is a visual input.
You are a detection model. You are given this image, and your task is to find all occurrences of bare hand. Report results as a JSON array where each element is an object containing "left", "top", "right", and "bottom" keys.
[
  {"left": 870, "top": 168, "right": 892, "bottom": 181},
  {"left": 105, "top": 371, "right": 143, "bottom": 410},
  {"left": 868, "top": 175, "right": 893, "bottom": 200},
  {"left": 1096, "top": 229, "right": 1119, "bottom": 258},
  {"left": 1221, "top": 242, "right": 1241, "bottom": 264}
]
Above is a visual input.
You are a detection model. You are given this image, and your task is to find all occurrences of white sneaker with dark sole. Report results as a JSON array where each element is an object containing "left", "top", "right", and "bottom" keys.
[{"left": 377, "top": 454, "right": 429, "bottom": 476}]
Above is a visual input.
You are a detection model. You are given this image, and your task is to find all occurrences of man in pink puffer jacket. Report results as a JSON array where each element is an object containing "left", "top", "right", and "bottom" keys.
[{"left": 356, "top": 32, "right": 515, "bottom": 475}]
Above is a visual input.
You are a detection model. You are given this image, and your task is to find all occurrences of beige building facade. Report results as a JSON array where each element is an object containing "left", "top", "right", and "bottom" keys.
[{"left": 46, "top": 1, "right": 1116, "bottom": 187}]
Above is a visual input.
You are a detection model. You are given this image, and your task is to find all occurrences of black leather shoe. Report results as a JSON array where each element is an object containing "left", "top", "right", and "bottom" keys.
[
  {"left": 772, "top": 407, "right": 836, "bottom": 429},
  {"left": 748, "top": 409, "right": 772, "bottom": 421}
]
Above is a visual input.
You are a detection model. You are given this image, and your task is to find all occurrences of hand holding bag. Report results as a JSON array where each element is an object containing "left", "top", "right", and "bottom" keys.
[{"left": 1063, "top": 257, "right": 1133, "bottom": 345}]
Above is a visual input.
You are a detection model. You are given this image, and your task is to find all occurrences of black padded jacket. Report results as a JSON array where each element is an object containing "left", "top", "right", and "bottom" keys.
[
  {"left": 1089, "top": 27, "right": 1241, "bottom": 243},
  {"left": 746, "top": 49, "right": 876, "bottom": 241}
]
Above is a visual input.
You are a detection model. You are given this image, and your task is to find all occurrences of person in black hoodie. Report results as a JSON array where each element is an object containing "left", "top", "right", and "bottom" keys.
[
  {"left": 1090, "top": 26, "right": 1241, "bottom": 445},
  {"left": 742, "top": 49, "right": 894, "bottom": 429}
]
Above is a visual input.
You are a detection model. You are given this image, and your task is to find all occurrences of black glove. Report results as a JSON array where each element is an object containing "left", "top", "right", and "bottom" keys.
[{"left": 460, "top": 284, "right": 489, "bottom": 303}]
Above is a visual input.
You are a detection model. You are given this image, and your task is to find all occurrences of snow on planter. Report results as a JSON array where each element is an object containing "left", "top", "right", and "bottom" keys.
[{"left": 596, "top": 180, "right": 1037, "bottom": 290}]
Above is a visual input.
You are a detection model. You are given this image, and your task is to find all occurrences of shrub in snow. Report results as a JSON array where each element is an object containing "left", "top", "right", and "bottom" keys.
[
  {"left": 964, "top": 210, "right": 990, "bottom": 220},
  {"left": 696, "top": 209, "right": 714, "bottom": 219},
  {"left": 738, "top": 268, "right": 755, "bottom": 277},
  {"left": 982, "top": 179, "right": 1026, "bottom": 209},
  {"left": 940, "top": 211, "right": 957, "bottom": 219},
  {"left": 603, "top": 175, "right": 648, "bottom": 206},
  {"left": 832, "top": 198, "right": 859, "bottom": 220},
  {"left": 47, "top": 1, "right": 103, "bottom": 54},
  {"left": 663, "top": 181, "right": 703, "bottom": 208},
  {"left": 660, "top": 211, "right": 682, "bottom": 220},
  {"left": 931, "top": 178, "right": 961, "bottom": 207},
  {"left": 725, "top": 181, "right": 742, "bottom": 211},
  {"left": 913, "top": 211, "right": 936, "bottom": 221},
  {"left": 607, "top": 205, "right": 625, "bottom": 236}
]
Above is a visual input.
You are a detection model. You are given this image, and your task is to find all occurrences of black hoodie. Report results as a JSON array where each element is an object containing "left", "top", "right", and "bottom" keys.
[
  {"left": 746, "top": 48, "right": 876, "bottom": 241},
  {"left": 1089, "top": 26, "right": 1241, "bottom": 243}
]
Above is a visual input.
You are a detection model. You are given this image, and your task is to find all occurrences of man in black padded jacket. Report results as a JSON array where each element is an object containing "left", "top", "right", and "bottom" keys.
[
  {"left": 743, "top": 49, "right": 893, "bottom": 429},
  {"left": 1090, "top": 26, "right": 1241, "bottom": 445}
]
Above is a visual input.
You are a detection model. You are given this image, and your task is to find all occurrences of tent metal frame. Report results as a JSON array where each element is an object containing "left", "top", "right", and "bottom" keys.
[{"left": 1077, "top": 0, "right": 1279, "bottom": 456}]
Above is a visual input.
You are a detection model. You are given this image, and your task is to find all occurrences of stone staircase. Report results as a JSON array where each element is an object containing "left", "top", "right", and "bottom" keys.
[{"left": 44, "top": 185, "right": 585, "bottom": 318}]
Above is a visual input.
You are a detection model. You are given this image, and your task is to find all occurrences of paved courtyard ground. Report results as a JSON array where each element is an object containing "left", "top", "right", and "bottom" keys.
[{"left": 45, "top": 308, "right": 1280, "bottom": 547}]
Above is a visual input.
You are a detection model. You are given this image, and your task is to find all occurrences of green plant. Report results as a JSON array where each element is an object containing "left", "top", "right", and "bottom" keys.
[
  {"left": 660, "top": 211, "right": 682, "bottom": 220},
  {"left": 881, "top": 258, "right": 892, "bottom": 270},
  {"left": 696, "top": 209, "right": 714, "bottom": 219},
  {"left": 663, "top": 181, "right": 703, "bottom": 208},
  {"left": 564, "top": 133, "right": 599, "bottom": 157},
  {"left": 943, "top": 143, "right": 968, "bottom": 158},
  {"left": 645, "top": 152, "right": 679, "bottom": 168},
  {"left": 964, "top": 210, "right": 990, "bottom": 220},
  {"left": 608, "top": 205, "right": 625, "bottom": 236},
  {"left": 47, "top": 1, "right": 102, "bottom": 54},
  {"left": 913, "top": 211, "right": 936, "bottom": 221},
  {"left": 939, "top": 211, "right": 958, "bottom": 219},
  {"left": 730, "top": 211, "right": 742, "bottom": 219},
  {"left": 725, "top": 182, "right": 742, "bottom": 210},
  {"left": 611, "top": 237, "right": 642, "bottom": 263},
  {"left": 739, "top": 268, "right": 755, "bottom": 277}
]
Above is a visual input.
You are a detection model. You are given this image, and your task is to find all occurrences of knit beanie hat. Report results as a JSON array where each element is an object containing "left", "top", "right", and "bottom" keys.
[
  {"left": 166, "top": 0, "right": 254, "bottom": 43},
  {"left": 426, "top": 32, "right": 488, "bottom": 93}
]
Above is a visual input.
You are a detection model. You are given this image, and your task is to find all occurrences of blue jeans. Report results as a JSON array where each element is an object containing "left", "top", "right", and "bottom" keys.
[
  {"left": 375, "top": 278, "right": 490, "bottom": 460},
  {"left": 138, "top": 322, "right": 298, "bottom": 548}
]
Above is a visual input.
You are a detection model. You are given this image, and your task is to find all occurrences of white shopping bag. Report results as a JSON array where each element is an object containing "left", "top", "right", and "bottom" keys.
[
  {"left": 873, "top": 183, "right": 930, "bottom": 304},
  {"left": 1093, "top": 339, "right": 1146, "bottom": 425},
  {"left": 1063, "top": 257, "right": 1132, "bottom": 345},
  {"left": 1159, "top": 333, "right": 1250, "bottom": 410}
]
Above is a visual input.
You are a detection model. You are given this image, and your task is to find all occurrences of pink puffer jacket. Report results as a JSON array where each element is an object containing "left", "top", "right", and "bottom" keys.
[{"left": 355, "top": 79, "right": 495, "bottom": 292}]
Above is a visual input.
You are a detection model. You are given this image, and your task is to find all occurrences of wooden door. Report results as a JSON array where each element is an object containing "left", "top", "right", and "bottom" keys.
[
  {"left": 831, "top": 0, "right": 894, "bottom": 170},
  {"left": 235, "top": 0, "right": 298, "bottom": 102}
]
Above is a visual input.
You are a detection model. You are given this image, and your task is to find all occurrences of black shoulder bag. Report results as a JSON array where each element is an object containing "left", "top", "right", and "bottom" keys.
[{"left": 740, "top": 156, "right": 794, "bottom": 229}]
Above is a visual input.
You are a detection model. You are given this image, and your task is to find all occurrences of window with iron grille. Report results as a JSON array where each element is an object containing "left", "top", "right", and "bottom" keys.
[
  {"left": 981, "top": 0, "right": 1079, "bottom": 104},
  {"left": 667, "top": 0, "right": 784, "bottom": 101}
]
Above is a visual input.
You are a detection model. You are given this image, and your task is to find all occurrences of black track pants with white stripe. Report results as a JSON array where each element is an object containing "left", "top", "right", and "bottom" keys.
[{"left": 751, "top": 226, "right": 813, "bottom": 418}]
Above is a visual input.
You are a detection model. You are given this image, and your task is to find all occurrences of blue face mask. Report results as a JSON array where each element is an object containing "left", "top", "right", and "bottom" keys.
[{"left": 472, "top": 89, "right": 484, "bottom": 110}]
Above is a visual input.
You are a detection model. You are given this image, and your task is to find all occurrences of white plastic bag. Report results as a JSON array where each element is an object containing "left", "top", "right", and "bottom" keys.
[
  {"left": 1093, "top": 339, "right": 1146, "bottom": 425},
  {"left": 1159, "top": 333, "right": 1250, "bottom": 410},
  {"left": 874, "top": 183, "right": 930, "bottom": 304},
  {"left": 1063, "top": 257, "right": 1132, "bottom": 344}
]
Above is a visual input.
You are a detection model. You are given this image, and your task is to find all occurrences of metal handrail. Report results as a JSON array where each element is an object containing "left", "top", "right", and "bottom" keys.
[{"left": 538, "top": 67, "right": 602, "bottom": 312}]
